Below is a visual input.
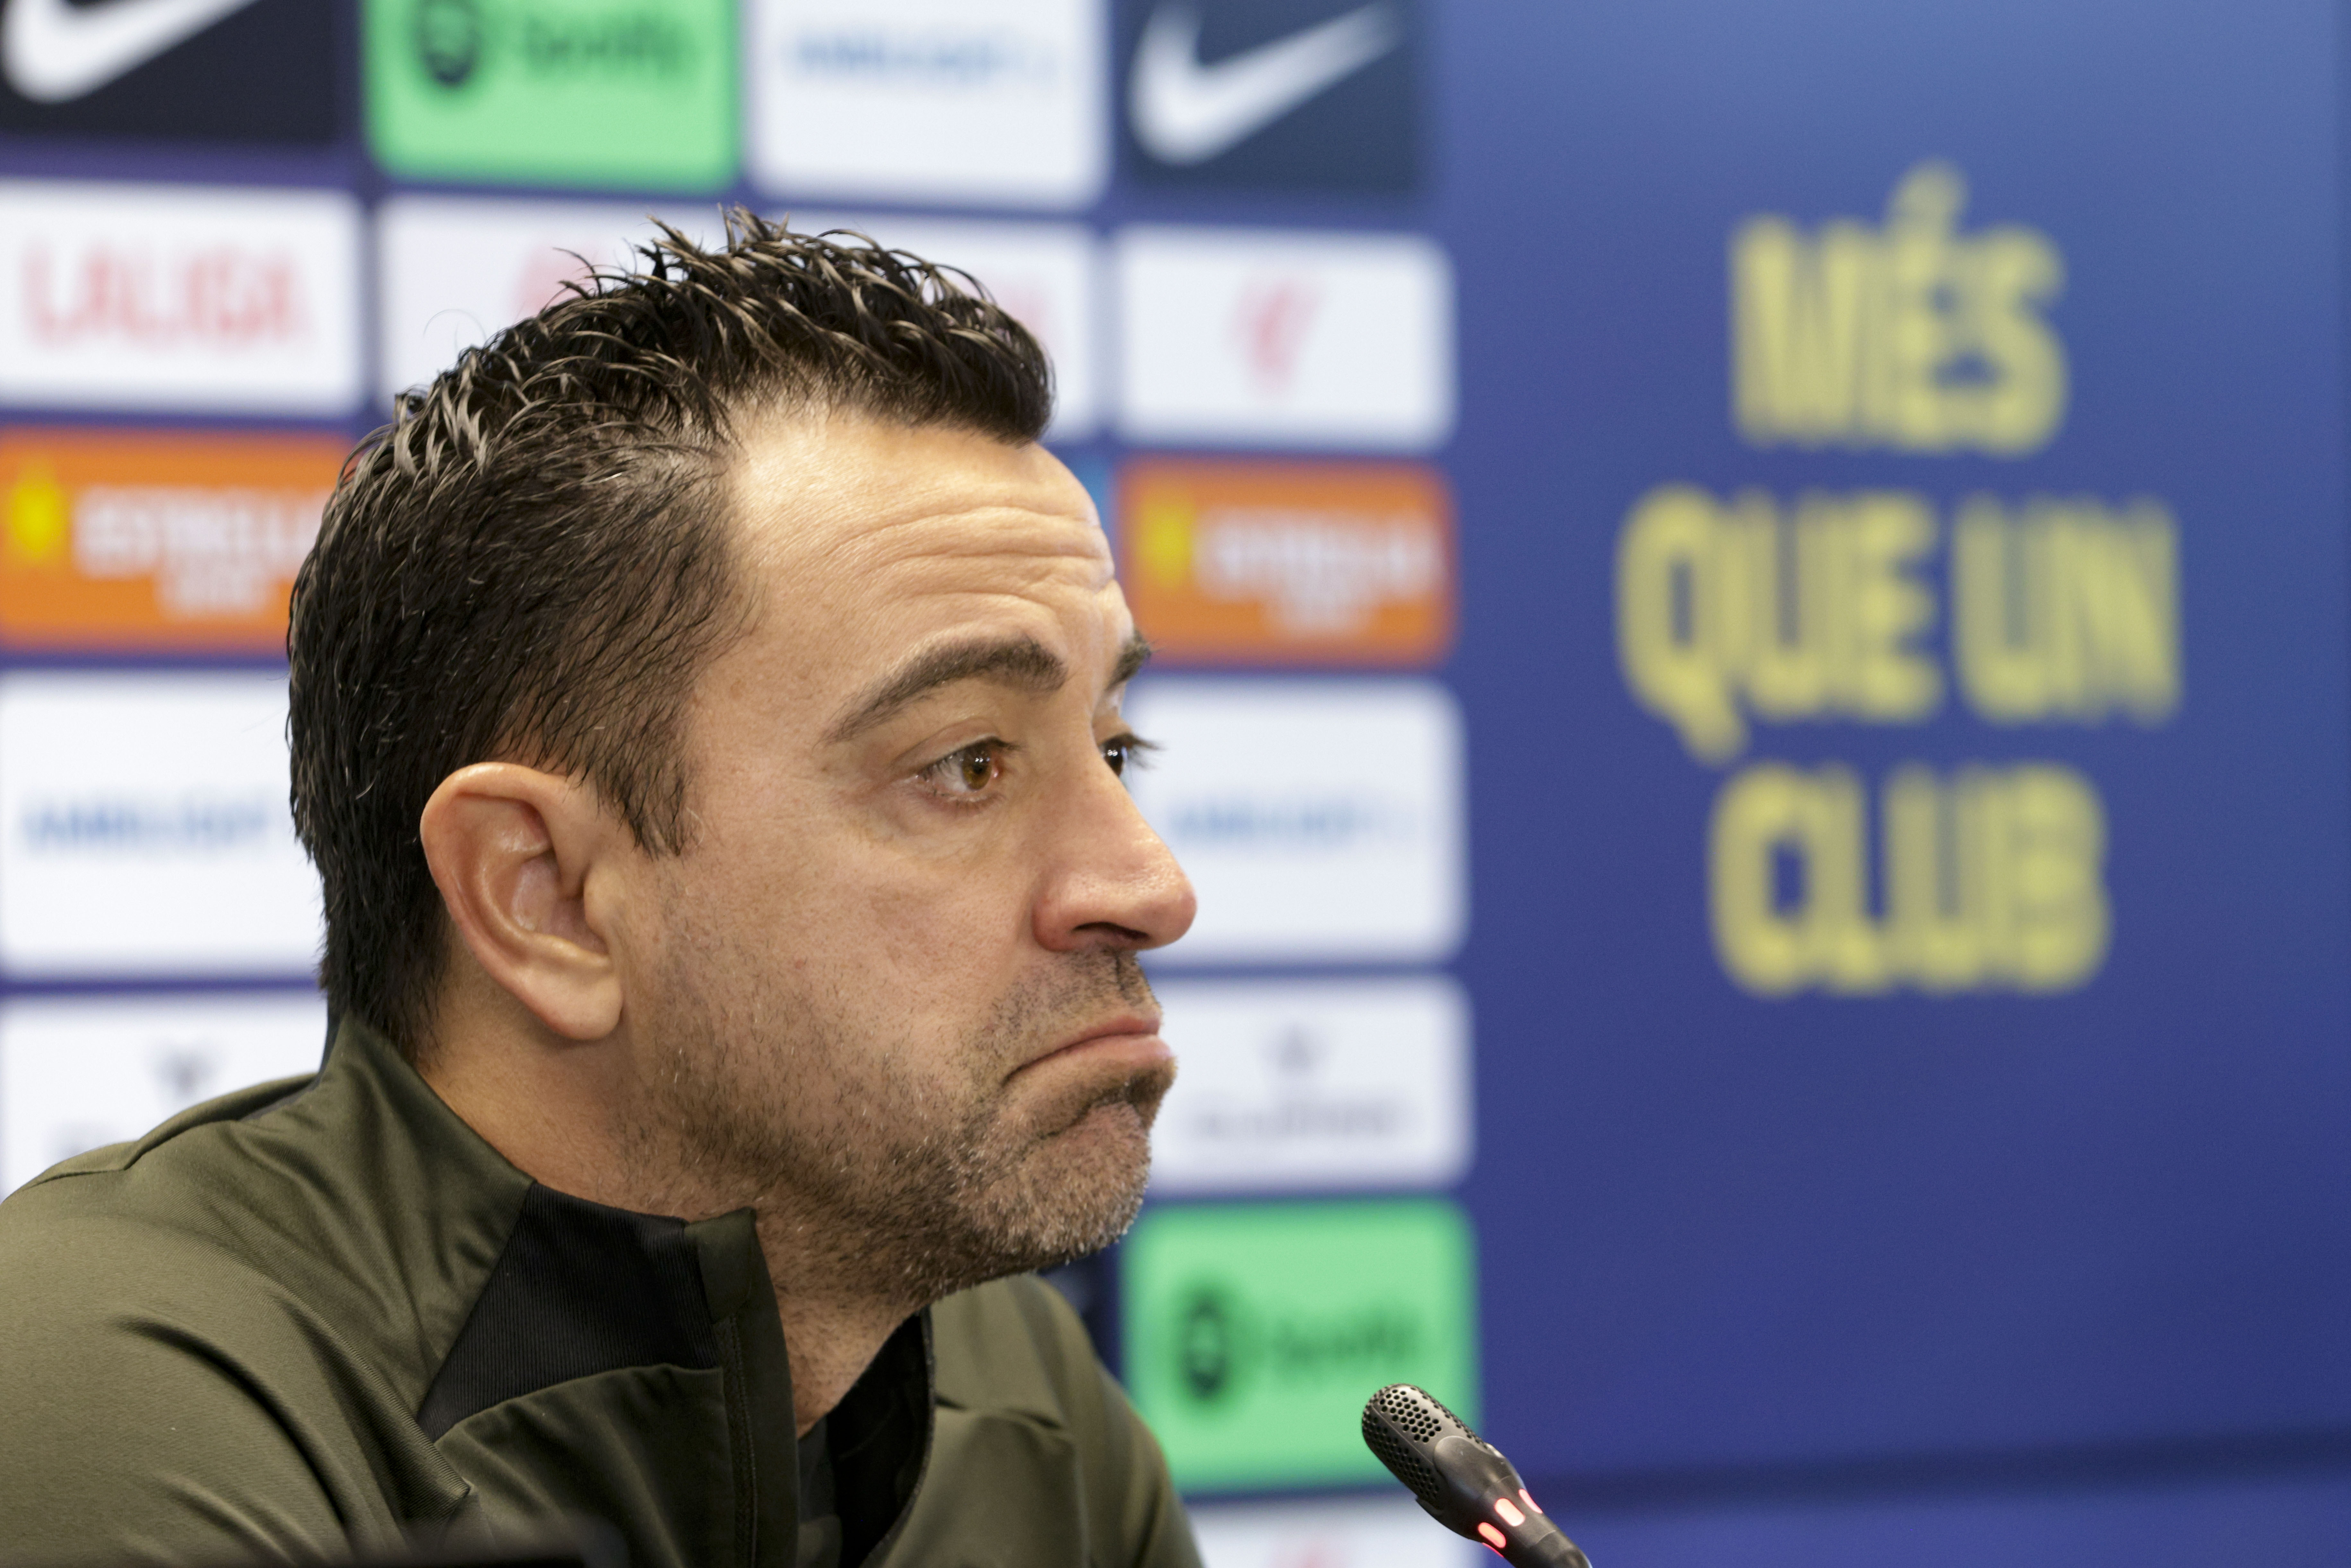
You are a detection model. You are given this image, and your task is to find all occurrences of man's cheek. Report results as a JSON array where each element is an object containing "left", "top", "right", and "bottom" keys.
[{"left": 841, "top": 864, "right": 1004, "bottom": 969}]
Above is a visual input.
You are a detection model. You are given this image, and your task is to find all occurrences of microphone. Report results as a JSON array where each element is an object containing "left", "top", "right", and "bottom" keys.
[{"left": 1361, "top": 1384, "right": 1591, "bottom": 1568}]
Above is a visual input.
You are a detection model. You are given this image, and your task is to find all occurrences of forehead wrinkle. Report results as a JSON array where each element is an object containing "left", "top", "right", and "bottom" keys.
[
  {"left": 767, "top": 512, "right": 1112, "bottom": 635},
  {"left": 835, "top": 504, "right": 1110, "bottom": 579},
  {"left": 882, "top": 530, "right": 1140, "bottom": 643}
]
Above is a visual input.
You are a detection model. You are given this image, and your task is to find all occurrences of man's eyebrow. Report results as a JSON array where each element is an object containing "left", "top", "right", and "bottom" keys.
[
  {"left": 1110, "top": 633, "right": 1153, "bottom": 692},
  {"left": 826, "top": 632, "right": 1156, "bottom": 745},
  {"left": 827, "top": 635, "right": 1071, "bottom": 743}
]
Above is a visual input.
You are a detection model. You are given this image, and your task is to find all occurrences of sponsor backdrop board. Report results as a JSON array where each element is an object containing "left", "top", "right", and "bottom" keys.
[
  {"left": 0, "top": 0, "right": 335, "bottom": 145},
  {"left": 1117, "top": 458, "right": 1456, "bottom": 668},
  {"left": 361, "top": 0, "right": 739, "bottom": 190},
  {"left": 0, "top": 0, "right": 2344, "bottom": 1563},
  {"left": 1121, "top": 1198, "right": 1479, "bottom": 1491},
  {"left": 0, "top": 181, "right": 364, "bottom": 417},
  {"left": 748, "top": 0, "right": 1109, "bottom": 210},
  {"left": 1186, "top": 1495, "right": 1478, "bottom": 1568},
  {"left": 1147, "top": 977, "right": 1473, "bottom": 1196},
  {"left": 1125, "top": 678, "right": 1468, "bottom": 967},
  {"left": 0, "top": 991, "right": 326, "bottom": 1192},
  {"left": 0, "top": 429, "right": 341, "bottom": 651},
  {"left": 0, "top": 671, "right": 323, "bottom": 977}
]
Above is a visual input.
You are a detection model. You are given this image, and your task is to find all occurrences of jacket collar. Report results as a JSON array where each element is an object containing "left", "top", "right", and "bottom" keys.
[{"left": 321, "top": 1015, "right": 936, "bottom": 1565}]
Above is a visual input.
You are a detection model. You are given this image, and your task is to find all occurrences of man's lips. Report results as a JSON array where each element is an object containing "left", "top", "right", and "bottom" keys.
[{"left": 1013, "top": 1016, "right": 1170, "bottom": 1080}]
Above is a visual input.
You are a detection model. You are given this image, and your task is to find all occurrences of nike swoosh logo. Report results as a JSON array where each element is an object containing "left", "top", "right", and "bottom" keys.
[
  {"left": 1130, "top": 2, "right": 1400, "bottom": 167},
  {"left": 3, "top": 0, "right": 261, "bottom": 104}
]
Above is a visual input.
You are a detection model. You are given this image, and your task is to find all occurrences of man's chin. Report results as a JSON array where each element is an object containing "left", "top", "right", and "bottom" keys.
[
  {"left": 1052, "top": 1094, "right": 1158, "bottom": 1161},
  {"left": 966, "top": 1096, "right": 1158, "bottom": 1271},
  {"left": 1019, "top": 1092, "right": 1155, "bottom": 1188}
]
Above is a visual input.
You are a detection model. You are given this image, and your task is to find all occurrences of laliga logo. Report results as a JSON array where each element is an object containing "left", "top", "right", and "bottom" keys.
[{"left": 20, "top": 240, "right": 306, "bottom": 348}]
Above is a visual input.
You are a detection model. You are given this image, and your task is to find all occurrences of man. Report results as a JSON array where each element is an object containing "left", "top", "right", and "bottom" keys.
[{"left": 0, "top": 214, "right": 1202, "bottom": 1567}]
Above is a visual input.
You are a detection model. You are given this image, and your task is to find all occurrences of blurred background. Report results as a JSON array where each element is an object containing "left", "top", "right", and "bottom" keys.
[{"left": 1, "top": 0, "right": 2346, "bottom": 1563}]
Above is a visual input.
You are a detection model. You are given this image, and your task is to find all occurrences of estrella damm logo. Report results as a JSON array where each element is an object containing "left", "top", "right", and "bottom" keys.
[
  {"left": 0, "top": 430, "right": 343, "bottom": 651},
  {"left": 1117, "top": 458, "right": 1455, "bottom": 667},
  {"left": 1731, "top": 161, "right": 2067, "bottom": 455}
]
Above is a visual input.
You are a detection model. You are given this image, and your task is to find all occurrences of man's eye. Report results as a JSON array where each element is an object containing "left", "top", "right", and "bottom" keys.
[
  {"left": 923, "top": 742, "right": 1004, "bottom": 796},
  {"left": 1101, "top": 733, "right": 1154, "bottom": 778}
]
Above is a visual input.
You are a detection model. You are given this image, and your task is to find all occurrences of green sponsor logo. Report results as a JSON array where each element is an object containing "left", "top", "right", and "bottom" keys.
[
  {"left": 365, "top": 0, "right": 738, "bottom": 190},
  {"left": 1121, "top": 1198, "right": 1479, "bottom": 1490}
]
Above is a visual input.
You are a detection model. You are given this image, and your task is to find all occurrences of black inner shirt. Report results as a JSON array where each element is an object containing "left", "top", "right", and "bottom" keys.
[
  {"left": 795, "top": 1314, "right": 931, "bottom": 1568},
  {"left": 795, "top": 1418, "right": 840, "bottom": 1568}
]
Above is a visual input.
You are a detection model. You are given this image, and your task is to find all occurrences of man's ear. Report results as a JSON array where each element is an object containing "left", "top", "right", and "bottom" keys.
[{"left": 419, "top": 762, "right": 629, "bottom": 1042}]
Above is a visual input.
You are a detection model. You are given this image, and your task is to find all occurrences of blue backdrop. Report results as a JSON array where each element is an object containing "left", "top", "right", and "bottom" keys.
[{"left": 1438, "top": 0, "right": 2350, "bottom": 1486}]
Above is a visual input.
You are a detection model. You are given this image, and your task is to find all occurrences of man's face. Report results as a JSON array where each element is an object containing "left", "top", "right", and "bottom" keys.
[{"left": 620, "top": 412, "right": 1196, "bottom": 1302}]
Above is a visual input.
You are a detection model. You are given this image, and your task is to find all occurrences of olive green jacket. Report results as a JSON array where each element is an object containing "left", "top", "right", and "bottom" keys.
[{"left": 0, "top": 1018, "right": 1199, "bottom": 1568}]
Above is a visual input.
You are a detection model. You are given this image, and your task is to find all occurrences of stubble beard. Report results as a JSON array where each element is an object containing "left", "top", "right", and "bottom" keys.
[{"left": 631, "top": 929, "right": 1172, "bottom": 1311}]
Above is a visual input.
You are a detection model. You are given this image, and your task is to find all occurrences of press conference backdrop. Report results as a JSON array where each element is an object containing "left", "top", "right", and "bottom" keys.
[{"left": 1, "top": 1, "right": 2346, "bottom": 1564}]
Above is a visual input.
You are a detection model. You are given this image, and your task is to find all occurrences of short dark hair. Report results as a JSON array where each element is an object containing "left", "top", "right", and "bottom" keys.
[{"left": 289, "top": 210, "right": 1054, "bottom": 1058}]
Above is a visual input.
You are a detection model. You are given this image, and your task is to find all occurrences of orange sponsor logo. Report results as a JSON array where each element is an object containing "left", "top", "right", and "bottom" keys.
[
  {"left": 0, "top": 429, "right": 344, "bottom": 651},
  {"left": 1118, "top": 458, "right": 1455, "bottom": 666}
]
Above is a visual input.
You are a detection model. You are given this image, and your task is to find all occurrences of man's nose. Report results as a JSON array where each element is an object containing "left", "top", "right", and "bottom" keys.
[{"left": 1033, "top": 758, "right": 1198, "bottom": 954}]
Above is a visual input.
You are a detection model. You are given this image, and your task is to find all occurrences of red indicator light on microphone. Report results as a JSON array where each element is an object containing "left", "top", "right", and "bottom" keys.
[
  {"left": 1477, "top": 1522, "right": 1508, "bottom": 1551},
  {"left": 1493, "top": 1497, "right": 1526, "bottom": 1527},
  {"left": 1520, "top": 1487, "right": 1543, "bottom": 1515}
]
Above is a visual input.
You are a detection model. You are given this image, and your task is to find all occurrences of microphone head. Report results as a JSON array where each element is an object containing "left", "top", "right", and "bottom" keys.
[
  {"left": 1363, "top": 1384, "right": 1592, "bottom": 1568},
  {"left": 1361, "top": 1382, "right": 1482, "bottom": 1510}
]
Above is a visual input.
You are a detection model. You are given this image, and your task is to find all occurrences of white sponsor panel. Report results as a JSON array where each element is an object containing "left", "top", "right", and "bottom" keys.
[
  {"left": 0, "top": 180, "right": 361, "bottom": 415},
  {"left": 749, "top": 0, "right": 1106, "bottom": 209},
  {"left": 0, "top": 671, "right": 321, "bottom": 977},
  {"left": 1115, "top": 226, "right": 1454, "bottom": 450},
  {"left": 1127, "top": 678, "right": 1465, "bottom": 965},
  {"left": 1190, "top": 1495, "right": 1480, "bottom": 1568},
  {"left": 1152, "top": 976, "right": 1472, "bottom": 1194},
  {"left": 378, "top": 196, "right": 721, "bottom": 404},
  {"left": 1, "top": 992, "right": 326, "bottom": 1193},
  {"left": 789, "top": 212, "right": 1101, "bottom": 438},
  {"left": 1127, "top": 3, "right": 1406, "bottom": 168}
]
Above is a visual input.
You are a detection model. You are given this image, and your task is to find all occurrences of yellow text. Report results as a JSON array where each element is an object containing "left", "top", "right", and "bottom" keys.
[
  {"left": 1953, "top": 494, "right": 2179, "bottom": 724},
  {"left": 1618, "top": 484, "right": 1942, "bottom": 761},
  {"left": 1732, "top": 162, "right": 2067, "bottom": 456},
  {"left": 1618, "top": 484, "right": 2181, "bottom": 760},
  {"left": 1710, "top": 761, "right": 2109, "bottom": 996}
]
